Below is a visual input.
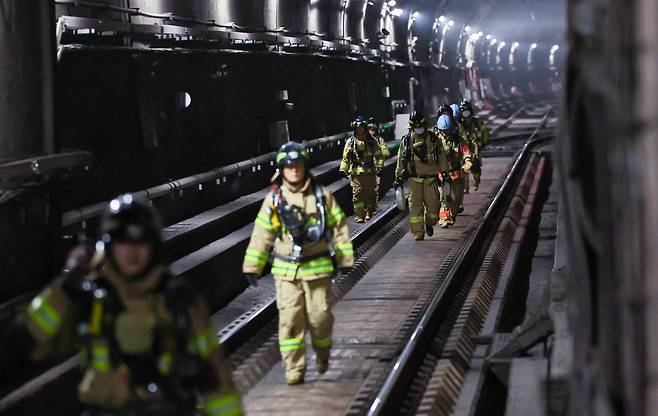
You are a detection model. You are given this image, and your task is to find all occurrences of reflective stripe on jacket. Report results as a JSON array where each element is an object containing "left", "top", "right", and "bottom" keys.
[{"left": 242, "top": 178, "right": 355, "bottom": 281}]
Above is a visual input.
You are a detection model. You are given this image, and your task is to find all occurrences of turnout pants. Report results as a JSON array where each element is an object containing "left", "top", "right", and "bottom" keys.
[
  {"left": 351, "top": 173, "right": 378, "bottom": 219},
  {"left": 438, "top": 181, "right": 453, "bottom": 226},
  {"left": 408, "top": 178, "right": 440, "bottom": 238},
  {"left": 275, "top": 277, "right": 333, "bottom": 377},
  {"left": 452, "top": 176, "right": 464, "bottom": 216}
]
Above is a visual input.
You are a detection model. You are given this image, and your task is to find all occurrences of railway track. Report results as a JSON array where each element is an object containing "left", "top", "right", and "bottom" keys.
[
  {"left": 0, "top": 98, "right": 555, "bottom": 415},
  {"left": 219, "top": 105, "right": 554, "bottom": 415}
]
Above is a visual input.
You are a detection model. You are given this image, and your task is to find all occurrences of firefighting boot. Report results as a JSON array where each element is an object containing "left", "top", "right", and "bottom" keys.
[
  {"left": 355, "top": 217, "right": 365, "bottom": 223},
  {"left": 414, "top": 233, "right": 425, "bottom": 241},
  {"left": 317, "top": 358, "right": 329, "bottom": 374},
  {"left": 286, "top": 373, "right": 304, "bottom": 385},
  {"left": 365, "top": 211, "right": 372, "bottom": 221},
  {"left": 425, "top": 222, "right": 434, "bottom": 237}
]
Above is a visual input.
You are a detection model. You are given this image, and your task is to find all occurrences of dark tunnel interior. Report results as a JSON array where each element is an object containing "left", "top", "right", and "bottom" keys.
[{"left": 1, "top": 0, "right": 657, "bottom": 415}]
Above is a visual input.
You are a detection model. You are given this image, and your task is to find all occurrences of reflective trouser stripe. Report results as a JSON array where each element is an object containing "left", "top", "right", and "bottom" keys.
[
  {"left": 409, "top": 215, "right": 423, "bottom": 224},
  {"left": 313, "top": 336, "right": 332, "bottom": 348},
  {"left": 204, "top": 393, "right": 243, "bottom": 416},
  {"left": 279, "top": 338, "right": 306, "bottom": 352},
  {"left": 92, "top": 344, "right": 110, "bottom": 371}
]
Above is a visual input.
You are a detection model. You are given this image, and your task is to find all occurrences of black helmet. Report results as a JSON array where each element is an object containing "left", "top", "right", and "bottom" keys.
[
  {"left": 276, "top": 141, "right": 309, "bottom": 168},
  {"left": 100, "top": 194, "right": 162, "bottom": 246},
  {"left": 367, "top": 116, "right": 379, "bottom": 132},
  {"left": 408, "top": 111, "right": 427, "bottom": 128},
  {"left": 437, "top": 104, "right": 452, "bottom": 117},
  {"left": 98, "top": 194, "right": 165, "bottom": 278},
  {"left": 460, "top": 100, "right": 474, "bottom": 117},
  {"left": 351, "top": 115, "right": 369, "bottom": 130}
]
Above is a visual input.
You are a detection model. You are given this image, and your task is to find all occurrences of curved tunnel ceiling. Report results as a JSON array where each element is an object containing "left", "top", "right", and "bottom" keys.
[{"left": 401, "top": 0, "right": 565, "bottom": 44}]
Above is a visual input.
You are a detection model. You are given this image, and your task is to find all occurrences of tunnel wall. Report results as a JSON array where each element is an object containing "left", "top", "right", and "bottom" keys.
[{"left": 0, "top": 0, "right": 562, "bottom": 305}]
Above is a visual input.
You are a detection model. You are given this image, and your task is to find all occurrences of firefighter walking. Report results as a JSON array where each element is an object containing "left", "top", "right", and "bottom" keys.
[
  {"left": 243, "top": 142, "right": 354, "bottom": 385},
  {"left": 1, "top": 196, "right": 243, "bottom": 416},
  {"left": 460, "top": 100, "right": 489, "bottom": 192},
  {"left": 368, "top": 117, "right": 391, "bottom": 203},
  {"left": 435, "top": 114, "right": 473, "bottom": 227},
  {"left": 340, "top": 116, "right": 385, "bottom": 222},
  {"left": 394, "top": 111, "right": 446, "bottom": 240}
]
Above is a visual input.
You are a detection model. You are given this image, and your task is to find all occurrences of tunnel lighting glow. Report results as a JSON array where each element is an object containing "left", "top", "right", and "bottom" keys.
[
  {"left": 530, "top": 43, "right": 538, "bottom": 49},
  {"left": 391, "top": 8, "right": 404, "bottom": 16},
  {"left": 411, "top": 11, "right": 420, "bottom": 19},
  {"left": 464, "top": 25, "right": 471, "bottom": 32},
  {"left": 387, "top": 0, "right": 396, "bottom": 6},
  {"left": 491, "top": 38, "right": 497, "bottom": 45},
  {"left": 551, "top": 44, "right": 560, "bottom": 53},
  {"left": 512, "top": 41, "right": 520, "bottom": 48},
  {"left": 485, "top": 34, "right": 492, "bottom": 40},
  {"left": 438, "top": 15, "right": 446, "bottom": 23},
  {"left": 448, "top": 20, "right": 455, "bottom": 27},
  {"left": 477, "top": 31, "right": 483, "bottom": 37},
  {"left": 499, "top": 42, "right": 506, "bottom": 47}
]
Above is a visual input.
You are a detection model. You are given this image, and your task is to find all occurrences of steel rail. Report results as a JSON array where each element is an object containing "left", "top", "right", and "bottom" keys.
[
  {"left": 367, "top": 107, "right": 553, "bottom": 415},
  {"left": 218, "top": 200, "right": 401, "bottom": 356}
]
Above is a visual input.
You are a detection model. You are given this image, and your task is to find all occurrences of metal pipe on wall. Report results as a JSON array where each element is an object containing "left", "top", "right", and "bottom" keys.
[{"left": 0, "top": 0, "right": 55, "bottom": 161}]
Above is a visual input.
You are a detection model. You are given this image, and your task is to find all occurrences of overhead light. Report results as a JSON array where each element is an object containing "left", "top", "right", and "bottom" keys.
[
  {"left": 477, "top": 31, "right": 483, "bottom": 37},
  {"left": 530, "top": 42, "right": 538, "bottom": 49},
  {"left": 411, "top": 11, "right": 420, "bottom": 19},
  {"left": 464, "top": 25, "right": 471, "bottom": 32},
  {"left": 391, "top": 8, "right": 404, "bottom": 16},
  {"left": 512, "top": 41, "right": 520, "bottom": 48},
  {"left": 499, "top": 41, "right": 506, "bottom": 47},
  {"left": 387, "top": 0, "right": 396, "bottom": 6},
  {"left": 490, "top": 38, "right": 497, "bottom": 45},
  {"left": 438, "top": 15, "right": 446, "bottom": 23},
  {"left": 551, "top": 44, "right": 560, "bottom": 53},
  {"left": 448, "top": 20, "right": 455, "bottom": 27},
  {"left": 485, "top": 34, "right": 492, "bottom": 40}
]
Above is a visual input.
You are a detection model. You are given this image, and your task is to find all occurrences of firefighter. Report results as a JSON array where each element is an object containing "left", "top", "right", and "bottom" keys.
[
  {"left": 0, "top": 195, "right": 242, "bottom": 416},
  {"left": 435, "top": 114, "right": 473, "bottom": 227},
  {"left": 450, "top": 104, "right": 473, "bottom": 213},
  {"left": 394, "top": 111, "right": 445, "bottom": 240},
  {"left": 243, "top": 142, "right": 354, "bottom": 385},
  {"left": 340, "top": 116, "right": 384, "bottom": 222},
  {"left": 368, "top": 117, "right": 391, "bottom": 202},
  {"left": 460, "top": 100, "right": 489, "bottom": 192}
]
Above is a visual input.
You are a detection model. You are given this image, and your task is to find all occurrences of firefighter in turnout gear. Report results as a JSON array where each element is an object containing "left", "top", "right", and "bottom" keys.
[
  {"left": 435, "top": 114, "right": 473, "bottom": 227},
  {"left": 449, "top": 104, "right": 473, "bottom": 213},
  {"left": 340, "top": 116, "right": 385, "bottom": 222},
  {"left": 460, "top": 100, "right": 489, "bottom": 192},
  {"left": 243, "top": 142, "right": 354, "bottom": 385},
  {"left": 0, "top": 195, "right": 243, "bottom": 416},
  {"left": 394, "top": 111, "right": 447, "bottom": 240},
  {"left": 368, "top": 117, "right": 391, "bottom": 203}
]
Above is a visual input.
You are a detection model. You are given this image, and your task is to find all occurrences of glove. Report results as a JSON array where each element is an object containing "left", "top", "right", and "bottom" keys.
[
  {"left": 244, "top": 273, "right": 259, "bottom": 287},
  {"left": 462, "top": 159, "right": 473, "bottom": 172},
  {"left": 334, "top": 267, "right": 351, "bottom": 279}
]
